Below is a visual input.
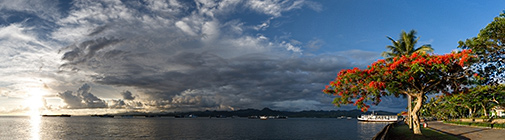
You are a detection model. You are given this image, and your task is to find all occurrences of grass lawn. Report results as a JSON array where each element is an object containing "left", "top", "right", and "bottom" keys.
[{"left": 387, "top": 123, "right": 460, "bottom": 140}]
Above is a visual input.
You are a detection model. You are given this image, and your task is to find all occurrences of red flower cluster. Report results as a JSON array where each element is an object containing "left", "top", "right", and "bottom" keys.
[
  {"left": 354, "top": 97, "right": 365, "bottom": 106},
  {"left": 368, "top": 81, "right": 385, "bottom": 89},
  {"left": 323, "top": 49, "right": 475, "bottom": 112}
]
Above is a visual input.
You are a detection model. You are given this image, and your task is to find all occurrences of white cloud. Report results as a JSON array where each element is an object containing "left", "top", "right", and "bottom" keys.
[
  {"left": 253, "top": 17, "right": 274, "bottom": 31},
  {"left": 0, "top": 0, "right": 392, "bottom": 114},
  {"left": 0, "top": 106, "right": 30, "bottom": 115},
  {"left": 176, "top": 20, "right": 198, "bottom": 36},
  {"left": 145, "top": 0, "right": 184, "bottom": 15},
  {"left": 246, "top": 0, "right": 306, "bottom": 17},
  {"left": 281, "top": 41, "right": 302, "bottom": 53},
  {"left": 202, "top": 20, "right": 220, "bottom": 41},
  {"left": 0, "top": 0, "right": 61, "bottom": 21},
  {"left": 0, "top": 23, "right": 62, "bottom": 99},
  {"left": 247, "top": 0, "right": 284, "bottom": 17},
  {"left": 305, "top": 38, "right": 324, "bottom": 51},
  {"left": 419, "top": 38, "right": 434, "bottom": 45}
]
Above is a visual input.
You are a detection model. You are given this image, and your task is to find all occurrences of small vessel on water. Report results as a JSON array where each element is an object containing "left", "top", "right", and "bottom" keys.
[
  {"left": 357, "top": 112, "right": 399, "bottom": 122},
  {"left": 277, "top": 115, "right": 288, "bottom": 119},
  {"left": 42, "top": 114, "right": 71, "bottom": 117},
  {"left": 259, "top": 116, "right": 268, "bottom": 120}
]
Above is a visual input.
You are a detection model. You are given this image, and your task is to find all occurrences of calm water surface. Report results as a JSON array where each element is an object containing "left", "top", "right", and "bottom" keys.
[{"left": 0, "top": 116, "right": 389, "bottom": 140}]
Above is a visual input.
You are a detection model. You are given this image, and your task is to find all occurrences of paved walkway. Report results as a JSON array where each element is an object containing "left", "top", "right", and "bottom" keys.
[{"left": 427, "top": 121, "right": 505, "bottom": 140}]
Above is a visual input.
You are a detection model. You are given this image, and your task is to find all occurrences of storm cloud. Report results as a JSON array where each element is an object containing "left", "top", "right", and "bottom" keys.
[
  {"left": 0, "top": 0, "right": 396, "bottom": 113},
  {"left": 52, "top": 0, "right": 382, "bottom": 111},
  {"left": 58, "top": 84, "right": 107, "bottom": 109},
  {"left": 121, "top": 90, "right": 135, "bottom": 100}
]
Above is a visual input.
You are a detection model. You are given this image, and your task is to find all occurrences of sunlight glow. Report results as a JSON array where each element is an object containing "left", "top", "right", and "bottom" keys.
[
  {"left": 27, "top": 88, "right": 46, "bottom": 140},
  {"left": 30, "top": 113, "right": 41, "bottom": 140},
  {"left": 25, "top": 87, "right": 48, "bottom": 117},
  {"left": 26, "top": 88, "right": 45, "bottom": 117}
]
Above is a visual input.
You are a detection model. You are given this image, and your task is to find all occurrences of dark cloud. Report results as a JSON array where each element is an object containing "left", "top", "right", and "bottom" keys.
[
  {"left": 60, "top": 37, "right": 124, "bottom": 70},
  {"left": 120, "top": 90, "right": 135, "bottom": 100},
  {"left": 63, "top": 37, "right": 123, "bottom": 60},
  {"left": 85, "top": 50, "right": 377, "bottom": 111},
  {"left": 108, "top": 99, "right": 126, "bottom": 109},
  {"left": 46, "top": 0, "right": 385, "bottom": 112},
  {"left": 58, "top": 84, "right": 107, "bottom": 109},
  {"left": 88, "top": 24, "right": 109, "bottom": 36}
]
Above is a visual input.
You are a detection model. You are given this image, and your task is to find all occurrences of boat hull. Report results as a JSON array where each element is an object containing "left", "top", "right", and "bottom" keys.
[
  {"left": 357, "top": 119, "right": 399, "bottom": 122},
  {"left": 357, "top": 114, "right": 399, "bottom": 122}
]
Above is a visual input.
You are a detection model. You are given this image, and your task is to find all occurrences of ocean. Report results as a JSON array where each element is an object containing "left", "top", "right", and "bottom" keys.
[{"left": 0, "top": 116, "right": 389, "bottom": 140}]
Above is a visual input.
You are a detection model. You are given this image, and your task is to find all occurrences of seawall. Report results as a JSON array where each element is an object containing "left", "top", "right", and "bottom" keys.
[{"left": 371, "top": 122, "right": 398, "bottom": 140}]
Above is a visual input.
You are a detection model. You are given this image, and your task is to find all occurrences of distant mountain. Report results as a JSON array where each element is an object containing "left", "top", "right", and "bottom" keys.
[{"left": 96, "top": 108, "right": 397, "bottom": 118}]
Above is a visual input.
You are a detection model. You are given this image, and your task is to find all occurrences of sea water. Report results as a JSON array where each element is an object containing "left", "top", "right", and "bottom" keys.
[{"left": 0, "top": 116, "right": 389, "bottom": 140}]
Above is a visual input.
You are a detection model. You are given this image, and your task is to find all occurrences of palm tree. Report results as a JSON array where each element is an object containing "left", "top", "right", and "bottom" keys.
[
  {"left": 382, "top": 30, "right": 434, "bottom": 130},
  {"left": 381, "top": 30, "right": 434, "bottom": 59}
]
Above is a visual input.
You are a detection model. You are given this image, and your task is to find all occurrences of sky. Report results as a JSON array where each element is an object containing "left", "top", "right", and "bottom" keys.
[{"left": 0, "top": 0, "right": 504, "bottom": 116}]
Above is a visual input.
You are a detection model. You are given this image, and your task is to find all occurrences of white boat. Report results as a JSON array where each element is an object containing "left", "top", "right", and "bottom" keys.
[
  {"left": 259, "top": 116, "right": 268, "bottom": 120},
  {"left": 357, "top": 112, "right": 399, "bottom": 122}
]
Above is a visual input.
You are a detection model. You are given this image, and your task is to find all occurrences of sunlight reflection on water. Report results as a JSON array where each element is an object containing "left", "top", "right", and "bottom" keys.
[
  {"left": 1, "top": 117, "right": 387, "bottom": 139},
  {"left": 357, "top": 121, "right": 390, "bottom": 139},
  {"left": 30, "top": 115, "right": 41, "bottom": 140}
]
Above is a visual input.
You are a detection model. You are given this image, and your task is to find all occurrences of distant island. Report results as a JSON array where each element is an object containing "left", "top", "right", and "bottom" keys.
[
  {"left": 42, "top": 114, "right": 71, "bottom": 117},
  {"left": 90, "top": 108, "right": 397, "bottom": 118}
]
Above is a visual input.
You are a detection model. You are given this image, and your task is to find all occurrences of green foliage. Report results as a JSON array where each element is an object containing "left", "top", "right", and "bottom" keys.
[
  {"left": 474, "top": 122, "right": 493, "bottom": 127},
  {"left": 427, "top": 84, "right": 505, "bottom": 119},
  {"left": 324, "top": 29, "right": 475, "bottom": 135},
  {"left": 458, "top": 12, "right": 505, "bottom": 84},
  {"left": 388, "top": 123, "right": 460, "bottom": 140},
  {"left": 493, "top": 123, "right": 505, "bottom": 128},
  {"left": 455, "top": 121, "right": 473, "bottom": 126},
  {"left": 444, "top": 120, "right": 505, "bottom": 128}
]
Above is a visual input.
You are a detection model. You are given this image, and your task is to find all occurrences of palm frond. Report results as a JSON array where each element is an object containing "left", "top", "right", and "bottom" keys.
[
  {"left": 381, "top": 51, "right": 391, "bottom": 58},
  {"left": 414, "top": 45, "right": 434, "bottom": 53},
  {"left": 384, "top": 29, "right": 432, "bottom": 58}
]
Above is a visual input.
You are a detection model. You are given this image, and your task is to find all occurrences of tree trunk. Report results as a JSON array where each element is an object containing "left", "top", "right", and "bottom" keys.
[
  {"left": 467, "top": 107, "right": 473, "bottom": 118},
  {"left": 408, "top": 95, "right": 412, "bottom": 129},
  {"left": 472, "top": 106, "right": 477, "bottom": 118},
  {"left": 412, "top": 95, "right": 423, "bottom": 135},
  {"left": 481, "top": 103, "right": 488, "bottom": 117}
]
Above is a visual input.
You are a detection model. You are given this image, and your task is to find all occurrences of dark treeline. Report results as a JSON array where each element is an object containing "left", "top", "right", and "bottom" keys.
[{"left": 98, "top": 108, "right": 396, "bottom": 118}]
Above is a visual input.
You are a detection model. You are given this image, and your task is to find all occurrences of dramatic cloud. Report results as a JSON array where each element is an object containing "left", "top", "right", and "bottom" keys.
[
  {"left": 121, "top": 90, "right": 135, "bottom": 100},
  {"left": 0, "top": 0, "right": 388, "bottom": 113},
  {"left": 58, "top": 84, "right": 107, "bottom": 109}
]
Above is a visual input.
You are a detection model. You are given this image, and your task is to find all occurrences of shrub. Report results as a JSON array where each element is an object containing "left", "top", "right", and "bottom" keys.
[
  {"left": 493, "top": 123, "right": 505, "bottom": 128},
  {"left": 471, "top": 122, "right": 492, "bottom": 127},
  {"left": 445, "top": 120, "right": 505, "bottom": 129}
]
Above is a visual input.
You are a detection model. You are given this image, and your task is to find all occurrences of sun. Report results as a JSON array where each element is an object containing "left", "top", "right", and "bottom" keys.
[{"left": 25, "top": 88, "right": 47, "bottom": 117}]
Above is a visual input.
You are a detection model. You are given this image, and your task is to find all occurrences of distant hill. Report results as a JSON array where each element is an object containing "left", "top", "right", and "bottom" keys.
[{"left": 99, "top": 108, "right": 397, "bottom": 118}]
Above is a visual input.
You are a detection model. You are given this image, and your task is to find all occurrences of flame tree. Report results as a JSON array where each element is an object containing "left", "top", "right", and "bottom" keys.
[{"left": 323, "top": 50, "right": 475, "bottom": 135}]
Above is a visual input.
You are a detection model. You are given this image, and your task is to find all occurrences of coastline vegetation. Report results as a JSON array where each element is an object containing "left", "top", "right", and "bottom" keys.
[
  {"left": 323, "top": 11, "right": 505, "bottom": 136},
  {"left": 90, "top": 108, "right": 397, "bottom": 118},
  {"left": 421, "top": 12, "right": 505, "bottom": 121}
]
